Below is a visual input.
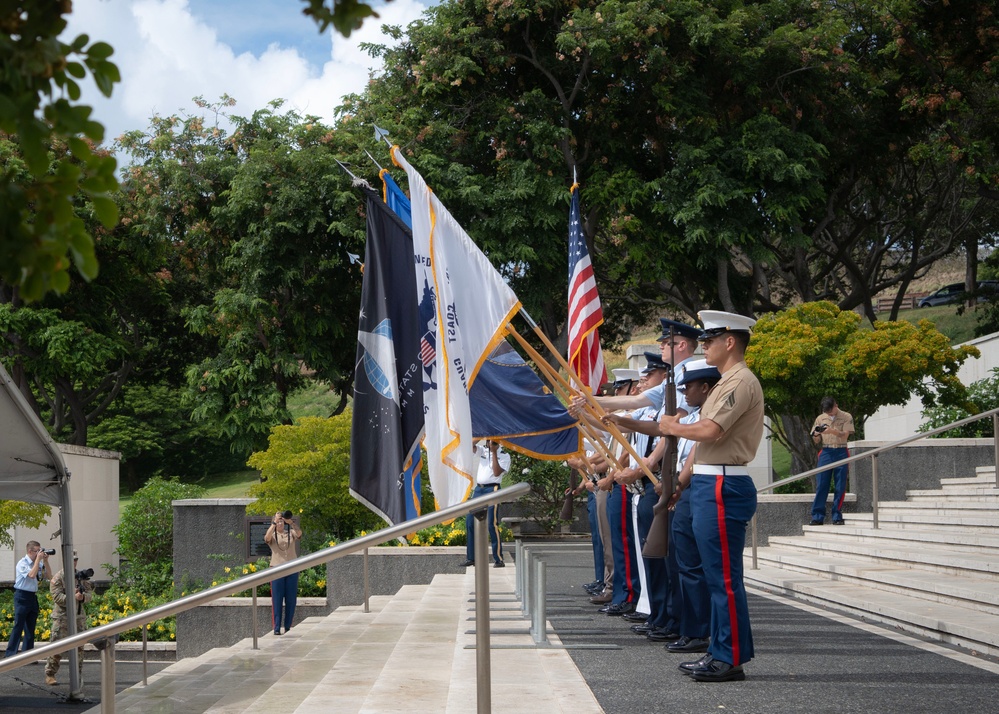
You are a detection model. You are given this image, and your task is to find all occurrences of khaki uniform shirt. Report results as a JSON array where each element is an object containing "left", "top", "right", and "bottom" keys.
[
  {"left": 695, "top": 362, "right": 765, "bottom": 466},
  {"left": 268, "top": 529, "right": 300, "bottom": 567},
  {"left": 813, "top": 409, "right": 854, "bottom": 448}
]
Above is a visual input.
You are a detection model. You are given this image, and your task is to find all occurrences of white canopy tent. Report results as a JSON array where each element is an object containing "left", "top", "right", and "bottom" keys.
[{"left": 0, "top": 363, "right": 82, "bottom": 695}]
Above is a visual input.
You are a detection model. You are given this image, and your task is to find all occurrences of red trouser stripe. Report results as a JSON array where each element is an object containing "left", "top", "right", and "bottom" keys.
[
  {"left": 619, "top": 485, "right": 634, "bottom": 602},
  {"left": 715, "top": 475, "right": 740, "bottom": 664}
]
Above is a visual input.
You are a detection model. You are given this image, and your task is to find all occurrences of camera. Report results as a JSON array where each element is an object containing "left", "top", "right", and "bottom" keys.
[
  {"left": 75, "top": 568, "right": 94, "bottom": 581},
  {"left": 281, "top": 510, "right": 293, "bottom": 519},
  {"left": 812, "top": 424, "right": 828, "bottom": 436},
  {"left": 41, "top": 548, "right": 56, "bottom": 555}
]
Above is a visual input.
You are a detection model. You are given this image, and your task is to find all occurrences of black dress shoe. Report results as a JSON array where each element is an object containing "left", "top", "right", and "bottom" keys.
[
  {"left": 678, "top": 654, "right": 713, "bottom": 675},
  {"left": 582, "top": 580, "right": 603, "bottom": 591},
  {"left": 494, "top": 560, "right": 505, "bottom": 568},
  {"left": 460, "top": 559, "right": 475, "bottom": 567},
  {"left": 598, "top": 604, "right": 614, "bottom": 613},
  {"left": 691, "top": 659, "right": 745, "bottom": 682},
  {"left": 809, "top": 519, "right": 823, "bottom": 526},
  {"left": 604, "top": 602, "right": 636, "bottom": 616},
  {"left": 833, "top": 519, "right": 845, "bottom": 525},
  {"left": 630, "top": 622, "right": 653, "bottom": 634},
  {"left": 646, "top": 627, "right": 680, "bottom": 642},
  {"left": 667, "top": 636, "right": 710, "bottom": 653},
  {"left": 622, "top": 610, "right": 650, "bottom": 623}
]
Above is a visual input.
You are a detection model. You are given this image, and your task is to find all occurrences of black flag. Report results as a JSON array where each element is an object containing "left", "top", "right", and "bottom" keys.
[{"left": 349, "top": 191, "right": 425, "bottom": 526}]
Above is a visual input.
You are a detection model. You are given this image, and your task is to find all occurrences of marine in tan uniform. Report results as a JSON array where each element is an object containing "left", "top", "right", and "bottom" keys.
[{"left": 657, "top": 310, "right": 763, "bottom": 683}]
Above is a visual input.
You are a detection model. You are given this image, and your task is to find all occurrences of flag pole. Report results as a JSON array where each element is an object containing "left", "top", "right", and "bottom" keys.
[
  {"left": 519, "top": 346, "right": 627, "bottom": 473},
  {"left": 506, "top": 319, "right": 659, "bottom": 486}
]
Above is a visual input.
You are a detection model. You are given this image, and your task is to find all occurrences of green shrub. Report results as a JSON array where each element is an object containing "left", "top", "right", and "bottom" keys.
[{"left": 113, "top": 477, "right": 207, "bottom": 571}]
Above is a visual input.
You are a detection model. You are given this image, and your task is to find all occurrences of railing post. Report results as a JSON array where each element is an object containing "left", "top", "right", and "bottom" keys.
[
  {"left": 252, "top": 585, "right": 259, "bottom": 650},
  {"left": 141, "top": 624, "right": 149, "bottom": 686},
  {"left": 871, "top": 453, "right": 880, "bottom": 530},
  {"left": 473, "top": 512, "right": 491, "bottom": 714},
  {"left": 521, "top": 547, "right": 533, "bottom": 619},
  {"left": 363, "top": 548, "right": 370, "bottom": 614},
  {"left": 994, "top": 413, "right": 999, "bottom": 489},
  {"left": 750, "top": 514, "right": 758, "bottom": 570},
  {"left": 514, "top": 540, "right": 523, "bottom": 600},
  {"left": 101, "top": 638, "right": 116, "bottom": 713},
  {"left": 531, "top": 558, "right": 547, "bottom": 645}
]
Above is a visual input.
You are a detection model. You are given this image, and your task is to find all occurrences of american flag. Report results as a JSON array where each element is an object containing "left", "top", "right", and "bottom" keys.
[{"left": 567, "top": 184, "right": 607, "bottom": 392}]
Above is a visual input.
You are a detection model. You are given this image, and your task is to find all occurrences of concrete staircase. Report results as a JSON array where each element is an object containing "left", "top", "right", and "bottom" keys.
[
  {"left": 745, "top": 467, "right": 999, "bottom": 657},
  {"left": 87, "top": 569, "right": 602, "bottom": 714}
]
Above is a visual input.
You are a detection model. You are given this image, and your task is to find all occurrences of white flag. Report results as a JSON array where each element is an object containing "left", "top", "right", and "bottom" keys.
[{"left": 392, "top": 147, "right": 521, "bottom": 509}]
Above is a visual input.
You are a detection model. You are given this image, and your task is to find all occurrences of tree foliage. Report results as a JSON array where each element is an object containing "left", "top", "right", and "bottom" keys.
[
  {"left": 114, "top": 476, "right": 207, "bottom": 569},
  {"left": 920, "top": 367, "right": 999, "bottom": 439},
  {"left": 246, "top": 413, "right": 381, "bottom": 541},
  {"left": 746, "top": 301, "right": 979, "bottom": 471},
  {"left": 0, "top": 0, "right": 120, "bottom": 299},
  {"left": 120, "top": 101, "right": 366, "bottom": 455},
  {"left": 0, "top": 500, "right": 50, "bottom": 549},
  {"left": 332, "top": 0, "right": 999, "bottom": 330}
]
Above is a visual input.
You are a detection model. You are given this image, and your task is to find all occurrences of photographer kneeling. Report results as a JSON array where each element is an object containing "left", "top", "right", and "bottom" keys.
[{"left": 45, "top": 551, "right": 93, "bottom": 686}]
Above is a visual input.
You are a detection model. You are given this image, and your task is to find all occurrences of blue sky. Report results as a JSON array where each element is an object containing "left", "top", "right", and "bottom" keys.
[{"left": 63, "top": 0, "right": 430, "bottom": 147}]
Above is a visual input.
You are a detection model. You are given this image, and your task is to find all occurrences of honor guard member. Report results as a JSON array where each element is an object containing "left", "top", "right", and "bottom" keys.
[
  {"left": 658, "top": 310, "right": 764, "bottom": 683},
  {"left": 462, "top": 440, "right": 511, "bottom": 568},
  {"left": 615, "top": 353, "right": 680, "bottom": 640},
  {"left": 599, "top": 368, "right": 642, "bottom": 614},
  {"left": 810, "top": 396, "right": 854, "bottom": 525},
  {"left": 665, "top": 359, "right": 720, "bottom": 655},
  {"left": 575, "top": 319, "right": 698, "bottom": 417}
]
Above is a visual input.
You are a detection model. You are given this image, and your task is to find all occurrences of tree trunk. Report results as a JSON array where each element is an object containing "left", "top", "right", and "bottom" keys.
[{"left": 779, "top": 413, "right": 819, "bottom": 475}]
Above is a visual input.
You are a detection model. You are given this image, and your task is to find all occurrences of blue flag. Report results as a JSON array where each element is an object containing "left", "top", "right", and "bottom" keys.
[
  {"left": 349, "top": 191, "right": 425, "bottom": 526},
  {"left": 470, "top": 342, "right": 580, "bottom": 459}
]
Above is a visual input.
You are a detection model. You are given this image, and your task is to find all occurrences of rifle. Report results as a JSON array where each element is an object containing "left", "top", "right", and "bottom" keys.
[
  {"left": 642, "top": 327, "right": 678, "bottom": 558},
  {"left": 560, "top": 468, "right": 579, "bottom": 521}
]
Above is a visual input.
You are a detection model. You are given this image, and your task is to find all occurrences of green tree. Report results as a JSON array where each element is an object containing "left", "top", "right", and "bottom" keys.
[
  {"left": 113, "top": 477, "right": 207, "bottom": 593},
  {"left": 246, "top": 413, "right": 381, "bottom": 541},
  {"left": 746, "top": 301, "right": 979, "bottom": 472},
  {"left": 0, "top": 1, "right": 120, "bottom": 299},
  {"left": 335, "top": 0, "right": 999, "bottom": 328},
  {"left": 920, "top": 368, "right": 999, "bottom": 439},
  {"left": 120, "top": 102, "right": 366, "bottom": 455},
  {"left": 0, "top": 501, "right": 50, "bottom": 549}
]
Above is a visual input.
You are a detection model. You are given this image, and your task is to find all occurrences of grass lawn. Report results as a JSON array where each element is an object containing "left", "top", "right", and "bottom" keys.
[{"left": 119, "top": 470, "right": 260, "bottom": 515}]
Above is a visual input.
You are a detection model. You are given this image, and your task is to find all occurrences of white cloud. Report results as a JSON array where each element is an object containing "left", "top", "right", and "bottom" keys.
[{"left": 63, "top": 0, "right": 429, "bottom": 145}]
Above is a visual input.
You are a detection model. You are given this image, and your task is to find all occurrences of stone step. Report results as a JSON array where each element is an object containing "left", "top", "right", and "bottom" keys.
[
  {"left": 799, "top": 522, "right": 999, "bottom": 552},
  {"left": 90, "top": 569, "right": 601, "bottom": 714},
  {"left": 846, "top": 510, "right": 999, "bottom": 528},
  {"left": 750, "top": 548, "right": 999, "bottom": 614},
  {"left": 765, "top": 535, "right": 999, "bottom": 576},
  {"left": 745, "top": 562, "right": 999, "bottom": 657},
  {"left": 907, "top": 488, "right": 999, "bottom": 500},
  {"left": 90, "top": 593, "right": 404, "bottom": 714},
  {"left": 877, "top": 500, "right": 999, "bottom": 513}
]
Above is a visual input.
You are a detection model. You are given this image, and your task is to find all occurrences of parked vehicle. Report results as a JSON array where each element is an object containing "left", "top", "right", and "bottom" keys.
[{"left": 918, "top": 281, "right": 999, "bottom": 308}]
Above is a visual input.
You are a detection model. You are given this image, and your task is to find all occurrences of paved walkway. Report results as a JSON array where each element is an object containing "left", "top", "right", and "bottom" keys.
[{"left": 547, "top": 549, "right": 999, "bottom": 714}]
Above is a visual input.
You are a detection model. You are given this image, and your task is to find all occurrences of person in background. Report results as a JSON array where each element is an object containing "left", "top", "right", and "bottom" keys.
[
  {"left": 5, "top": 541, "right": 48, "bottom": 658},
  {"left": 462, "top": 439, "right": 511, "bottom": 568},
  {"left": 45, "top": 551, "right": 93, "bottom": 686},
  {"left": 810, "top": 396, "right": 855, "bottom": 525},
  {"left": 265, "top": 510, "right": 303, "bottom": 635}
]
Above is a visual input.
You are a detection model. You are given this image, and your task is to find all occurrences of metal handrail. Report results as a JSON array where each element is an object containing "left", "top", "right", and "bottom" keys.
[
  {"left": 0, "top": 482, "right": 531, "bottom": 712},
  {"left": 750, "top": 405, "right": 999, "bottom": 568}
]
